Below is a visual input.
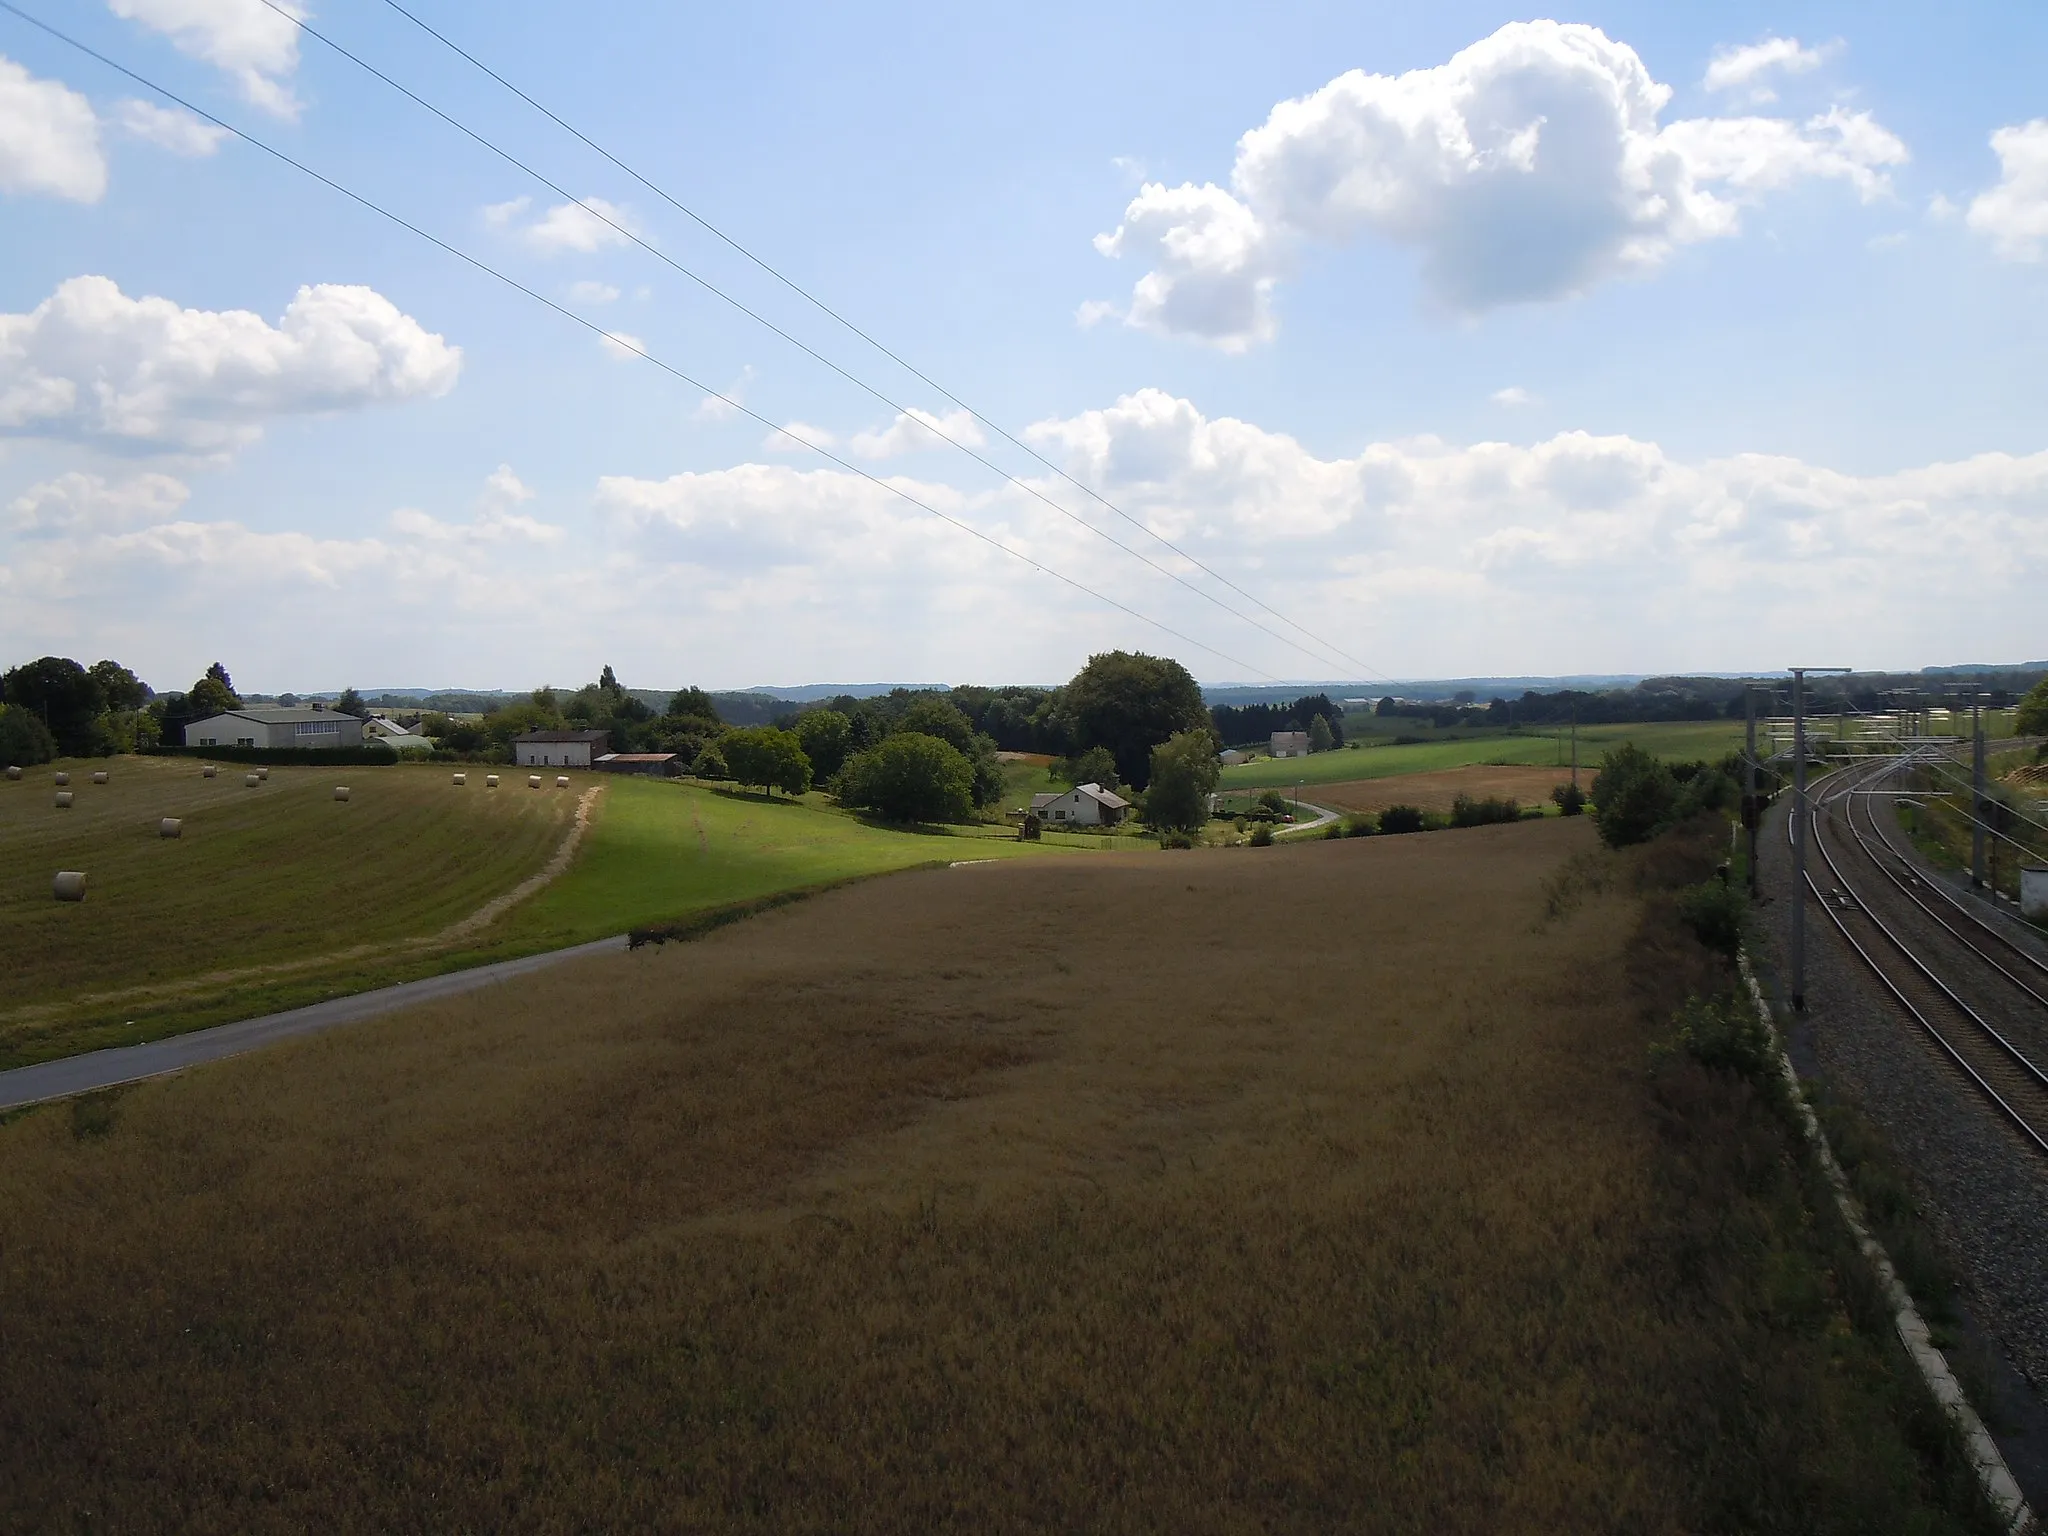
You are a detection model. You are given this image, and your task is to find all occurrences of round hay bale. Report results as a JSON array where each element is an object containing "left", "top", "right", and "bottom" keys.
[
  {"left": 159, "top": 817, "right": 182, "bottom": 838},
  {"left": 452, "top": 773, "right": 467, "bottom": 786},
  {"left": 245, "top": 773, "right": 261, "bottom": 788},
  {"left": 54, "top": 791, "right": 73, "bottom": 808},
  {"left": 53, "top": 871, "right": 87, "bottom": 902},
  {"left": 202, "top": 764, "right": 217, "bottom": 778},
  {"left": 255, "top": 767, "right": 270, "bottom": 780},
  {"left": 91, "top": 770, "right": 109, "bottom": 785},
  {"left": 333, "top": 785, "right": 351, "bottom": 802},
  {"left": 486, "top": 774, "right": 499, "bottom": 788},
  {"left": 555, "top": 775, "right": 569, "bottom": 788},
  {"left": 528, "top": 775, "right": 542, "bottom": 789},
  {"left": 5, "top": 765, "right": 21, "bottom": 780},
  {"left": 54, "top": 771, "right": 70, "bottom": 786}
]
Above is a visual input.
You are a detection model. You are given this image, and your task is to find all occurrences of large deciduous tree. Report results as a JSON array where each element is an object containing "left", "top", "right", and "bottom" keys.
[
  {"left": 1059, "top": 651, "right": 1208, "bottom": 791},
  {"left": 0, "top": 703, "right": 58, "bottom": 766},
  {"left": 792, "top": 708, "right": 853, "bottom": 782},
  {"left": 836, "top": 732, "right": 974, "bottom": 823},
  {"left": 334, "top": 687, "right": 369, "bottom": 719},
  {"left": 1143, "top": 729, "right": 1222, "bottom": 834},
  {"left": 89, "top": 660, "right": 149, "bottom": 711},
  {"left": 1, "top": 656, "right": 106, "bottom": 756},
  {"left": 2016, "top": 678, "right": 2048, "bottom": 738},
  {"left": 722, "top": 726, "right": 813, "bottom": 797},
  {"left": 1588, "top": 744, "right": 1677, "bottom": 849}
]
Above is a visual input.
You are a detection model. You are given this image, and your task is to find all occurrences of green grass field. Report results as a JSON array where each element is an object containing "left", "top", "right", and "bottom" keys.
[
  {"left": 489, "top": 777, "right": 1054, "bottom": 952},
  {"left": 1221, "top": 719, "right": 1747, "bottom": 791},
  {"left": 0, "top": 762, "right": 1064, "bottom": 1067}
]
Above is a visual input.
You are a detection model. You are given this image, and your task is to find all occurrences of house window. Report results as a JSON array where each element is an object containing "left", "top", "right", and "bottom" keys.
[{"left": 237, "top": 737, "right": 255, "bottom": 747}]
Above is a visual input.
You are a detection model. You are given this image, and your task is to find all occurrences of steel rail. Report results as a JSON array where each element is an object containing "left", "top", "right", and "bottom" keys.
[
  {"left": 1839, "top": 759, "right": 2048, "bottom": 1002},
  {"left": 1794, "top": 759, "right": 2048, "bottom": 1157}
]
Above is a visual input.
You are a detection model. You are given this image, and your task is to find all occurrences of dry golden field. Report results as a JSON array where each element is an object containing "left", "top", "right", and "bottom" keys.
[{"left": 0, "top": 820, "right": 1985, "bottom": 1532}]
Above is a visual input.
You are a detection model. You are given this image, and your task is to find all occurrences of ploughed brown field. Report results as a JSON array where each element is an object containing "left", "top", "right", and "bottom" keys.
[
  {"left": 0, "top": 820, "right": 1973, "bottom": 1532},
  {"left": 1313, "top": 762, "right": 1575, "bottom": 814}
]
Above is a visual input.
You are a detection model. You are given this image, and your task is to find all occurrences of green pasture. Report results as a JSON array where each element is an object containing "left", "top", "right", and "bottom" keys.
[
  {"left": 0, "top": 758, "right": 572, "bottom": 1066},
  {"left": 1219, "top": 719, "right": 1747, "bottom": 791},
  {"left": 490, "top": 777, "right": 1054, "bottom": 952}
]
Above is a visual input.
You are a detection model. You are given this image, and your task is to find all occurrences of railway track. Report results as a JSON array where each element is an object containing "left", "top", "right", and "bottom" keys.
[{"left": 1799, "top": 755, "right": 2048, "bottom": 1158}]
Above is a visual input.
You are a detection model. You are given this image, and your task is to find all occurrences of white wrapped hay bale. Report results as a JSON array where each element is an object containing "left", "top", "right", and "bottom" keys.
[
  {"left": 255, "top": 767, "right": 269, "bottom": 781},
  {"left": 486, "top": 774, "right": 499, "bottom": 788},
  {"left": 245, "top": 774, "right": 261, "bottom": 788},
  {"left": 201, "top": 765, "right": 217, "bottom": 778},
  {"left": 54, "top": 791, "right": 73, "bottom": 808},
  {"left": 91, "top": 771, "right": 108, "bottom": 784},
  {"left": 160, "top": 818, "right": 182, "bottom": 838},
  {"left": 5, "top": 766, "right": 21, "bottom": 780},
  {"left": 53, "top": 871, "right": 87, "bottom": 902},
  {"left": 555, "top": 776, "right": 569, "bottom": 788},
  {"left": 529, "top": 775, "right": 542, "bottom": 789},
  {"left": 333, "top": 786, "right": 351, "bottom": 802},
  {"left": 54, "top": 771, "right": 69, "bottom": 786},
  {"left": 452, "top": 773, "right": 467, "bottom": 786}
]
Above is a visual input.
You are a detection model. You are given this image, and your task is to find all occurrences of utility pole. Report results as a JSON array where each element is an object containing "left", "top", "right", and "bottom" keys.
[
  {"left": 1788, "top": 665, "right": 1852, "bottom": 1012},
  {"left": 1744, "top": 686, "right": 1760, "bottom": 897},
  {"left": 1972, "top": 695, "right": 1988, "bottom": 890}
]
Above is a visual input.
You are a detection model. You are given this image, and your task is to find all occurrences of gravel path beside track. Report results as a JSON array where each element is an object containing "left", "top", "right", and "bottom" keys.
[{"left": 1755, "top": 788, "right": 2048, "bottom": 1505}]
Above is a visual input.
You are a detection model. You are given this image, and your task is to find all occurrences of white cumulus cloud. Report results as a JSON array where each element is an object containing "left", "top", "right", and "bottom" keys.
[
  {"left": 598, "top": 330, "right": 646, "bottom": 361},
  {"left": 1703, "top": 37, "right": 1835, "bottom": 103},
  {"left": 109, "top": 0, "right": 306, "bottom": 119},
  {"left": 1967, "top": 120, "right": 2048, "bottom": 262},
  {"left": 849, "top": 407, "right": 987, "bottom": 460},
  {"left": 1089, "top": 21, "right": 1909, "bottom": 344},
  {"left": 1491, "top": 386, "right": 1533, "bottom": 407},
  {"left": 6, "top": 470, "right": 190, "bottom": 534},
  {"left": 390, "top": 463, "right": 562, "bottom": 545},
  {"left": 112, "top": 98, "right": 229, "bottom": 156},
  {"left": 0, "top": 55, "right": 105, "bottom": 202},
  {"left": 568, "top": 280, "right": 620, "bottom": 305},
  {"left": 763, "top": 421, "right": 837, "bottom": 454},
  {"left": 511, "top": 197, "right": 639, "bottom": 255},
  {"left": 0, "top": 275, "right": 461, "bottom": 455}
]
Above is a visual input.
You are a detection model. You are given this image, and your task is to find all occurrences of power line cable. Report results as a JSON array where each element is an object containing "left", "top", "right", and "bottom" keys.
[
  {"left": 247, "top": 0, "right": 1360, "bottom": 680},
  {"left": 369, "top": 0, "right": 1387, "bottom": 684},
  {"left": 0, "top": 1, "right": 1283, "bottom": 684}
]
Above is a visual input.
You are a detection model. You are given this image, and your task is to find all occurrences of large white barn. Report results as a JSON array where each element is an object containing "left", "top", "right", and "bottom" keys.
[
  {"left": 513, "top": 729, "right": 611, "bottom": 768},
  {"left": 184, "top": 707, "right": 366, "bottom": 750}
]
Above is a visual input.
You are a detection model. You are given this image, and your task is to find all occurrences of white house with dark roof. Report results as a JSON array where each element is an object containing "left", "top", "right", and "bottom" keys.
[
  {"left": 184, "top": 707, "right": 365, "bottom": 750},
  {"left": 1028, "top": 782, "right": 1131, "bottom": 827},
  {"left": 1271, "top": 730, "right": 1309, "bottom": 759}
]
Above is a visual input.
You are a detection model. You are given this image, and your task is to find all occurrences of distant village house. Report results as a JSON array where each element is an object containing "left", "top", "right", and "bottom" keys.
[
  {"left": 514, "top": 729, "right": 611, "bottom": 768},
  {"left": 184, "top": 706, "right": 365, "bottom": 750},
  {"left": 1028, "top": 782, "right": 1130, "bottom": 827},
  {"left": 1271, "top": 730, "right": 1309, "bottom": 759}
]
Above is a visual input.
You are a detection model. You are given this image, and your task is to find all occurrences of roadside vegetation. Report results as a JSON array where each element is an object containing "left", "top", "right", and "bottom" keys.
[{"left": 0, "top": 813, "right": 1997, "bottom": 1530}]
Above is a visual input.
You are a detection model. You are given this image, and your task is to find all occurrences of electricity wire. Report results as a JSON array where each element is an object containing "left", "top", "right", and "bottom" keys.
[
  {"left": 368, "top": 0, "right": 1388, "bottom": 683},
  {"left": 240, "top": 0, "right": 1360, "bottom": 679},
  {"left": 0, "top": 1, "right": 1284, "bottom": 682}
]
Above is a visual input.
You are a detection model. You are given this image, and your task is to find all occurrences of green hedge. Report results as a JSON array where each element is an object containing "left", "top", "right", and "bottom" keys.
[{"left": 143, "top": 743, "right": 400, "bottom": 767}]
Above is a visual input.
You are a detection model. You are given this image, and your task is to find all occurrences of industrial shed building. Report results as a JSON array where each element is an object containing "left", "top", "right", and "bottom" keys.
[
  {"left": 184, "top": 707, "right": 366, "bottom": 750},
  {"left": 514, "top": 730, "right": 611, "bottom": 768}
]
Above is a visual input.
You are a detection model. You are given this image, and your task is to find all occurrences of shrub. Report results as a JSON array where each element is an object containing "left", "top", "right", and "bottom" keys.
[
  {"left": 690, "top": 743, "right": 728, "bottom": 779},
  {"left": 1589, "top": 744, "right": 1678, "bottom": 848},
  {"left": 1248, "top": 822, "right": 1274, "bottom": 846},
  {"left": 1667, "top": 992, "right": 1775, "bottom": 1082},
  {"left": 1158, "top": 830, "right": 1195, "bottom": 850},
  {"left": 1449, "top": 793, "right": 1520, "bottom": 828},
  {"left": 1344, "top": 813, "right": 1377, "bottom": 837},
  {"left": 1551, "top": 782, "right": 1586, "bottom": 817},
  {"left": 1323, "top": 822, "right": 1345, "bottom": 840},
  {"left": 1676, "top": 879, "right": 1746, "bottom": 958},
  {"left": 1256, "top": 789, "right": 1288, "bottom": 815},
  {"left": 1379, "top": 804, "right": 1426, "bottom": 835}
]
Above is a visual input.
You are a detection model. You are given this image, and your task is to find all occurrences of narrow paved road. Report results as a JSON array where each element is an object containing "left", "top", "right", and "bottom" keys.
[
  {"left": 1273, "top": 800, "right": 1343, "bottom": 837},
  {"left": 0, "top": 936, "right": 629, "bottom": 1112}
]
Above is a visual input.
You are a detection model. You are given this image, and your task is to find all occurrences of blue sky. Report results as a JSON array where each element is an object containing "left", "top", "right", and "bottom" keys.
[{"left": 2, "top": 2, "right": 2044, "bottom": 692}]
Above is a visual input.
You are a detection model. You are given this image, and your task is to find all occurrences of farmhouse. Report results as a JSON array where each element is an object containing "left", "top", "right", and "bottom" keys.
[
  {"left": 184, "top": 707, "right": 365, "bottom": 750},
  {"left": 514, "top": 729, "right": 610, "bottom": 768},
  {"left": 362, "top": 716, "right": 415, "bottom": 741},
  {"left": 594, "top": 752, "right": 681, "bottom": 778},
  {"left": 1028, "top": 782, "right": 1130, "bottom": 827},
  {"left": 1271, "top": 730, "right": 1309, "bottom": 759},
  {"left": 1218, "top": 749, "right": 1251, "bottom": 766}
]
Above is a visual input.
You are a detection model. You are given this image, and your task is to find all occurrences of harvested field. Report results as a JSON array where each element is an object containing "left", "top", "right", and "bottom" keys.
[
  {"left": 1309, "top": 763, "right": 1574, "bottom": 815},
  {"left": 0, "top": 821, "right": 1985, "bottom": 1532}
]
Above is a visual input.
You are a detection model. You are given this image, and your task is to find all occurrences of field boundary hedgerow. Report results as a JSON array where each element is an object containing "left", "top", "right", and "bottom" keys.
[{"left": 1739, "top": 955, "right": 2036, "bottom": 1533}]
